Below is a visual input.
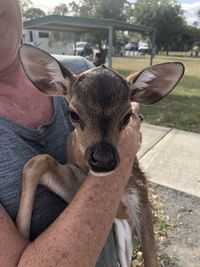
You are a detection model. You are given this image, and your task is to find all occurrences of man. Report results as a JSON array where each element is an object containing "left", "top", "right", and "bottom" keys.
[{"left": 0, "top": 1, "right": 141, "bottom": 266}]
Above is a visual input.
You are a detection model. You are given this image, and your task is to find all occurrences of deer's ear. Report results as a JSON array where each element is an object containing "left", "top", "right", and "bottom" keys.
[
  {"left": 19, "top": 44, "right": 75, "bottom": 96},
  {"left": 127, "top": 62, "right": 184, "bottom": 105}
]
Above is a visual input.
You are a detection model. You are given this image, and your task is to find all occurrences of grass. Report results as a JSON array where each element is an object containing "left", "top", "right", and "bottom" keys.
[
  {"left": 131, "top": 185, "right": 174, "bottom": 266},
  {"left": 112, "top": 55, "right": 200, "bottom": 133}
]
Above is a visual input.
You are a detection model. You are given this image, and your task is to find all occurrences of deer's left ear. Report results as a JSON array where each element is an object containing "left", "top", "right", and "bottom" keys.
[
  {"left": 127, "top": 62, "right": 184, "bottom": 105},
  {"left": 19, "top": 44, "right": 75, "bottom": 96}
]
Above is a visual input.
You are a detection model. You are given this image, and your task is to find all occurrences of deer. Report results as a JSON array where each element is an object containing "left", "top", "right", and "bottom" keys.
[{"left": 16, "top": 44, "right": 184, "bottom": 267}]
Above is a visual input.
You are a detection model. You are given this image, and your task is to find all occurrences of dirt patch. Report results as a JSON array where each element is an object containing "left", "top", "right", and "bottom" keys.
[
  {"left": 154, "top": 184, "right": 200, "bottom": 267},
  {"left": 131, "top": 183, "right": 200, "bottom": 267}
]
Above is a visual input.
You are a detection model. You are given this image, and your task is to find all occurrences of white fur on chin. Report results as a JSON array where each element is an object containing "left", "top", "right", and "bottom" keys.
[{"left": 90, "top": 170, "right": 114, "bottom": 177}]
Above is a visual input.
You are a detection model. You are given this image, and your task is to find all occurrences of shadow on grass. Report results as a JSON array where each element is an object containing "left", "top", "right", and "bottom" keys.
[
  {"left": 141, "top": 94, "right": 200, "bottom": 133},
  {"left": 179, "top": 75, "right": 200, "bottom": 91}
]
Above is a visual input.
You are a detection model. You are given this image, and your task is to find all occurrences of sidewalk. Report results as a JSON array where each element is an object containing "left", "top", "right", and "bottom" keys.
[{"left": 138, "top": 123, "right": 200, "bottom": 198}]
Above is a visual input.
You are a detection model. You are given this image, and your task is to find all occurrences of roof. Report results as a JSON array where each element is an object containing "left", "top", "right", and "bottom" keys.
[
  {"left": 23, "top": 15, "right": 154, "bottom": 34},
  {"left": 23, "top": 15, "right": 155, "bottom": 67}
]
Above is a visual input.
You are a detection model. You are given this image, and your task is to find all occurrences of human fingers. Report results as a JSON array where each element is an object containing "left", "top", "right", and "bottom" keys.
[
  {"left": 131, "top": 102, "right": 140, "bottom": 116},
  {"left": 118, "top": 109, "right": 141, "bottom": 160},
  {"left": 130, "top": 102, "right": 141, "bottom": 132}
]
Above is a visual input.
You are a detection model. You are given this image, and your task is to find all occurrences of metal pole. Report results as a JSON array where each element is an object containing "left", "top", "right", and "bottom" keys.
[
  {"left": 74, "top": 33, "right": 78, "bottom": 55},
  {"left": 150, "top": 29, "right": 156, "bottom": 66},
  {"left": 108, "top": 26, "right": 113, "bottom": 68}
]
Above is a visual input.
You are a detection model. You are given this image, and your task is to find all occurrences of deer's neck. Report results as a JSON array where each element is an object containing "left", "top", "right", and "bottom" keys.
[{"left": 67, "top": 131, "right": 89, "bottom": 174}]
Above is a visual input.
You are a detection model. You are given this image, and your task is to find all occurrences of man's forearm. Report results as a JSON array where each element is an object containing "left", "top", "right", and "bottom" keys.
[
  {"left": 0, "top": 109, "right": 139, "bottom": 267},
  {"left": 18, "top": 158, "right": 133, "bottom": 267},
  {"left": 18, "top": 106, "right": 140, "bottom": 267}
]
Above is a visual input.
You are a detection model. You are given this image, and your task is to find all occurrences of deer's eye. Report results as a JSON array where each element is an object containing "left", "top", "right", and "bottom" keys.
[
  {"left": 121, "top": 112, "right": 133, "bottom": 127},
  {"left": 69, "top": 110, "right": 80, "bottom": 123}
]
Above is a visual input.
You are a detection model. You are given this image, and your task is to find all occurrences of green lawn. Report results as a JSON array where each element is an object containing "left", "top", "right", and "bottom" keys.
[{"left": 113, "top": 56, "right": 200, "bottom": 133}]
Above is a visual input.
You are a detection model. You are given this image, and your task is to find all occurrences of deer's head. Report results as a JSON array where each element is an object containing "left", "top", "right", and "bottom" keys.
[{"left": 19, "top": 45, "right": 184, "bottom": 175}]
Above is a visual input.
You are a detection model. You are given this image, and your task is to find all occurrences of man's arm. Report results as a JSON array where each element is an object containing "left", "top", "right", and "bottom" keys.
[
  {"left": 0, "top": 0, "right": 141, "bottom": 265},
  {"left": 0, "top": 109, "right": 141, "bottom": 267}
]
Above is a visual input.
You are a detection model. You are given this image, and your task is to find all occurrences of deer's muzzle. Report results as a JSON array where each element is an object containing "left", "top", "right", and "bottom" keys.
[{"left": 85, "top": 142, "right": 119, "bottom": 173}]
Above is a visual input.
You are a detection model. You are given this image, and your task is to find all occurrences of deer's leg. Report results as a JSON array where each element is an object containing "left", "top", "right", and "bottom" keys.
[
  {"left": 123, "top": 192, "right": 159, "bottom": 267},
  {"left": 16, "top": 154, "right": 85, "bottom": 239},
  {"left": 122, "top": 162, "right": 160, "bottom": 267}
]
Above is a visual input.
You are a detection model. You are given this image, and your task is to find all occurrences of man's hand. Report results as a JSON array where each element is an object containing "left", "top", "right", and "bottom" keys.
[
  {"left": 118, "top": 102, "right": 142, "bottom": 162},
  {"left": 116, "top": 102, "right": 142, "bottom": 220}
]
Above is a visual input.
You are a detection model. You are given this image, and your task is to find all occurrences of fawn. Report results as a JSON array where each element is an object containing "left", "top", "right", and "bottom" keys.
[{"left": 16, "top": 44, "right": 184, "bottom": 267}]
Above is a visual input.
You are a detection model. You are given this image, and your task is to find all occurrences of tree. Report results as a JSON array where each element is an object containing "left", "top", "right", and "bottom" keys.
[
  {"left": 74, "top": 0, "right": 129, "bottom": 21},
  {"left": 20, "top": 0, "right": 33, "bottom": 14},
  {"left": 68, "top": 1, "right": 80, "bottom": 16},
  {"left": 49, "top": 3, "right": 74, "bottom": 47},
  {"left": 179, "top": 25, "right": 200, "bottom": 51},
  {"left": 197, "top": 9, "right": 200, "bottom": 21},
  {"left": 23, "top": 7, "right": 46, "bottom": 20},
  {"left": 68, "top": 0, "right": 133, "bottom": 50},
  {"left": 193, "top": 9, "right": 200, "bottom": 28},
  {"left": 193, "top": 21, "right": 199, "bottom": 28},
  {"left": 133, "top": 0, "right": 185, "bottom": 53},
  {"left": 53, "top": 3, "right": 68, "bottom": 16}
]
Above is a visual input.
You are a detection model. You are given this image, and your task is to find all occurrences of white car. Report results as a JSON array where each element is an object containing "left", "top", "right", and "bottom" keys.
[{"left": 138, "top": 41, "right": 149, "bottom": 55}]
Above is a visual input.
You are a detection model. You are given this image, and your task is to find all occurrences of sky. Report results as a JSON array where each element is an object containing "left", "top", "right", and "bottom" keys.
[{"left": 30, "top": 0, "right": 200, "bottom": 26}]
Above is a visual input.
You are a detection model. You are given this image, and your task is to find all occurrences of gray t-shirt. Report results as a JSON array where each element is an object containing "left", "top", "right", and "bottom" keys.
[{"left": 0, "top": 57, "right": 118, "bottom": 266}]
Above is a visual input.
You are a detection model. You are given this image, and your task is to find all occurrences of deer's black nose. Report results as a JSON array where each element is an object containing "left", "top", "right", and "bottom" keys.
[{"left": 85, "top": 142, "right": 119, "bottom": 173}]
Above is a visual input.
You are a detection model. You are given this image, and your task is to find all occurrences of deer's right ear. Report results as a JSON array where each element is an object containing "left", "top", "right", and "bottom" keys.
[
  {"left": 19, "top": 44, "right": 75, "bottom": 96},
  {"left": 127, "top": 62, "right": 184, "bottom": 105}
]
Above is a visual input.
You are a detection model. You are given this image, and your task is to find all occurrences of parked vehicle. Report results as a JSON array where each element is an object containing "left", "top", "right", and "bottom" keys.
[
  {"left": 138, "top": 41, "right": 150, "bottom": 55},
  {"left": 22, "top": 29, "right": 74, "bottom": 55},
  {"left": 73, "top": 42, "right": 94, "bottom": 61},
  {"left": 123, "top": 40, "right": 150, "bottom": 55},
  {"left": 124, "top": 41, "right": 138, "bottom": 51}
]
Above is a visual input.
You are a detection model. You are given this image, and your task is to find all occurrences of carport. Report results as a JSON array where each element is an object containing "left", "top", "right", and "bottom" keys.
[{"left": 23, "top": 15, "right": 155, "bottom": 67}]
